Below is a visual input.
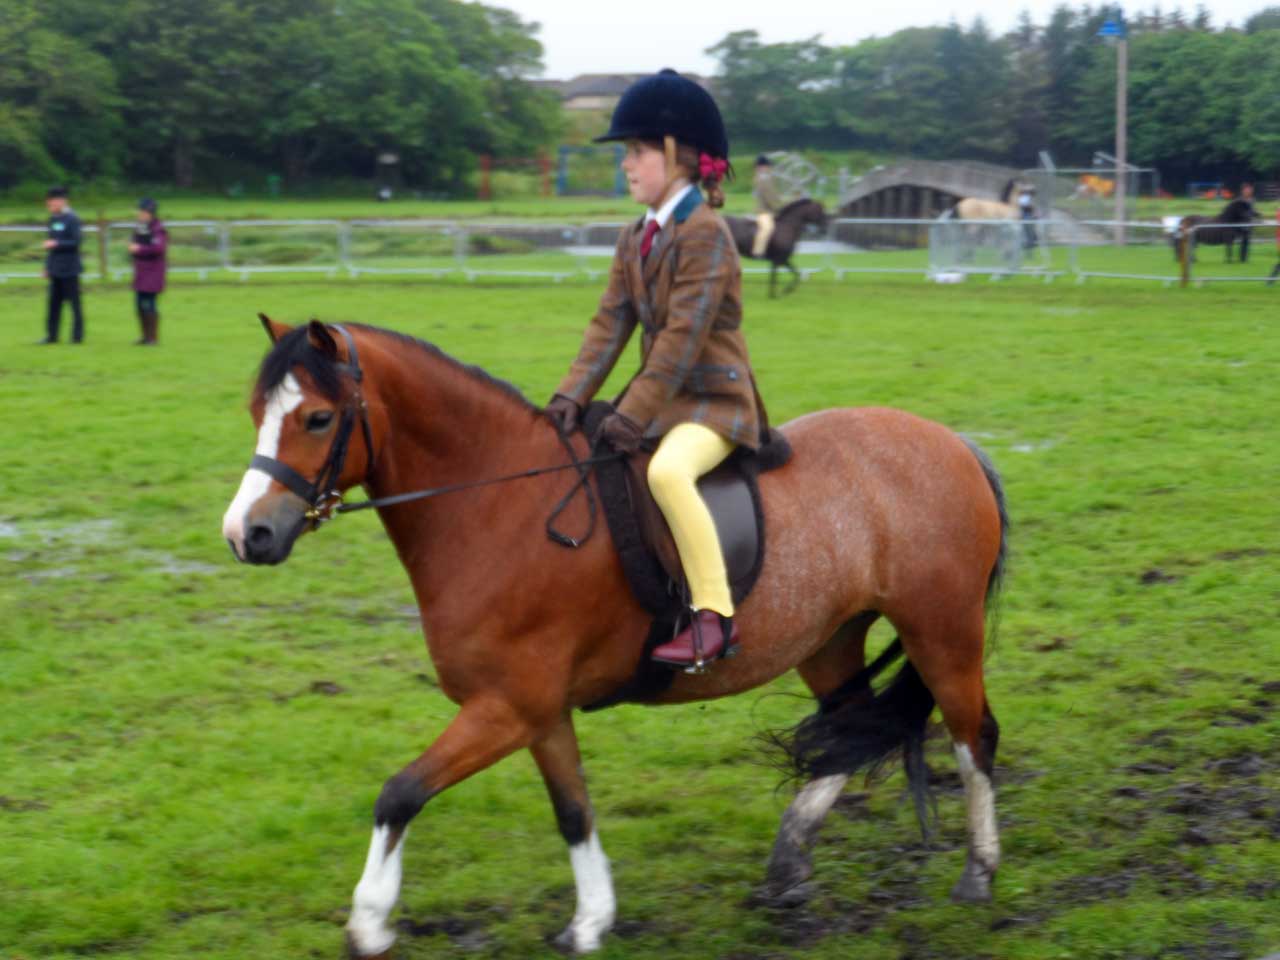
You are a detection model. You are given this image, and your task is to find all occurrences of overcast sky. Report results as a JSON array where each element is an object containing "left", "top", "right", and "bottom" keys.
[{"left": 496, "top": 0, "right": 1271, "bottom": 78}]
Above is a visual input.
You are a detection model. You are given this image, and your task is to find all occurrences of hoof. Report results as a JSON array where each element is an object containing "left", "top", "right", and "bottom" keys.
[
  {"left": 763, "top": 849, "right": 813, "bottom": 900},
  {"left": 345, "top": 927, "right": 396, "bottom": 959},
  {"left": 550, "top": 924, "right": 605, "bottom": 955},
  {"left": 551, "top": 926, "right": 576, "bottom": 955},
  {"left": 750, "top": 880, "right": 815, "bottom": 909},
  {"left": 950, "top": 859, "right": 995, "bottom": 904}
]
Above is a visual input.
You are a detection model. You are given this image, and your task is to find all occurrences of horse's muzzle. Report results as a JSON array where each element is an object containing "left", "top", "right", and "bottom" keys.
[{"left": 239, "top": 500, "right": 309, "bottom": 565}]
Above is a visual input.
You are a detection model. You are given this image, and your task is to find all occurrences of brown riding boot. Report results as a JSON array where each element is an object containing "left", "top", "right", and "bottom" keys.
[
  {"left": 143, "top": 311, "right": 159, "bottom": 345},
  {"left": 652, "top": 609, "right": 739, "bottom": 672}
]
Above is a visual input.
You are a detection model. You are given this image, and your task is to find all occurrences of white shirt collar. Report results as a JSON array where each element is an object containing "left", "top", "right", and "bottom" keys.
[{"left": 645, "top": 181, "right": 694, "bottom": 229}]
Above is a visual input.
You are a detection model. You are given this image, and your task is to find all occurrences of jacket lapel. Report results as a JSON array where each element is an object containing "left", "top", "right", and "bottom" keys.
[
  {"left": 641, "top": 188, "right": 703, "bottom": 286},
  {"left": 622, "top": 217, "right": 645, "bottom": 303},
  {"left": 642, "top": 227, "right": 670, "bottom": 285}
]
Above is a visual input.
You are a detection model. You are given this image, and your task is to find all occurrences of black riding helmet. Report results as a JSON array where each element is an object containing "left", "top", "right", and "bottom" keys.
[{"left": 595, "top": 69, "right": 730, "bottom": 163}]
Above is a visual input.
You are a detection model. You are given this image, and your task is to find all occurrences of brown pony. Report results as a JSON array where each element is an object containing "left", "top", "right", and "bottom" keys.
[
  {"left": 222, "top": 318, "right": 1008, "bottom": 958},
  {"left": 724, "top": 198, "right": 827, "bottom": 297}
]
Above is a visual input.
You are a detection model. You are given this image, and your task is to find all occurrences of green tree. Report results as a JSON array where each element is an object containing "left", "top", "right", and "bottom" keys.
[
  {"left": 34, "top": 0, "right": 558, "bottom": 190},
  {"left": 1007, "top": 10, "right": 1052, "bottom": 166},
  {"left": 707, "top": 30, "right": 838, "bottom": 147},
  {"left": 0, "top": 0, "right": 122, "bottom": 186},
  {"left": 1244, "top": 6, "right": 1280, "bottom": 32}
]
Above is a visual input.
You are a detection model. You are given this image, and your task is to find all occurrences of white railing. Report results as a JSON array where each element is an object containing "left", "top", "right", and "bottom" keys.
[
  {"left": 1182, "top": 220, "right": 1279, "bottom": 285},
  {"left": 105, "top": 220, "right": 223, "bottom": 279},
  {"left": 3, "top": 216, "right": 1271, "bottom": 286},
  {"left": 0, "top": 224, "right": 101, "bottom": 281}
]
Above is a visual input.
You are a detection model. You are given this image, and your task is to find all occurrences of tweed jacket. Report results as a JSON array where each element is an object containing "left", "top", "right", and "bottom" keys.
[
  {"left": 753, "top": 170, "right": 783, "bottom": 214},
  {"left": 556, "top": 189, "right": 763, "bottom": 449}
]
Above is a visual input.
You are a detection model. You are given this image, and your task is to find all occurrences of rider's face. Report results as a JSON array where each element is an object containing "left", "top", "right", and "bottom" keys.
[{"left": 621, "top": 140, "right": 668, "bottom": 208}]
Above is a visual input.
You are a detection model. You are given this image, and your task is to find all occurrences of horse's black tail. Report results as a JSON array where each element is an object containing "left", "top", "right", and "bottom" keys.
[
  {"left": 962, "top": 436, "right": 1009, "bottom": 608},
  {"left": 766, "top": 639, "right": 938, "bottom": 837}
]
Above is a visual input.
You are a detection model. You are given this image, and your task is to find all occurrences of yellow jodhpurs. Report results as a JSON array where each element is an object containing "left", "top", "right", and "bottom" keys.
[
  {"left": 752, "top": 213, "right": 776, "bottom": 257},
  {"left": 647, "top": 422, "right": 737, "bottom": 617}
]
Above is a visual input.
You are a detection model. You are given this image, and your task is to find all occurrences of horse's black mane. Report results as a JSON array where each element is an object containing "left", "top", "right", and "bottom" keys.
[
  {"left": 778, "top": 197, "right": 818, "bottom": 218},
  {"left": 254, "top": 322, "right": 536, "bottom": 410},
  {"left": 1215, "top": 199, "right": 1256, "bottom": 223},
  {"left": 256, "top": 325, "right": 345, "bottom": 401}
]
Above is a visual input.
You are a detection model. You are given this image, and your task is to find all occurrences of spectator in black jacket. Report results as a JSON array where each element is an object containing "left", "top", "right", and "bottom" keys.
[
  {"left": 39, "top": 186, "right": 85, "bottom": 344},
  {"left": 1238, "top": 182, "right": 1257, "bottom": 263}
]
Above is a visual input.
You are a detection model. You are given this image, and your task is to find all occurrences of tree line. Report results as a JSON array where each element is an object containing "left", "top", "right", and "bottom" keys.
[
  {"left": 709, "top": 5, "right": 1280, "bottom": 187},
  {"left": 6, "top": 1, "right": 1280, "bottom": 194},
  {"left": 0, "top": 0, "right": 561, "bottom": 193}
]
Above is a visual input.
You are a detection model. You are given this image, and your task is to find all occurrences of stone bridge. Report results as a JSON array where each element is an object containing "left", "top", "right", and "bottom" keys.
[{"left": 838, "top": 159, "right": 1027, "bottom": 219}]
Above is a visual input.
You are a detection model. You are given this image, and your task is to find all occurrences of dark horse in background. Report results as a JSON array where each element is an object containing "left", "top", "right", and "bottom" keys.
[
  {"left": 1175, "top": 199, "right": 1261, "bottom": 263},
  {"left": 725, "top": 198, "right": 827, "bottom": 297},
  {"left": 223, "top": 318, "right": 1009, "bottom": 958}
]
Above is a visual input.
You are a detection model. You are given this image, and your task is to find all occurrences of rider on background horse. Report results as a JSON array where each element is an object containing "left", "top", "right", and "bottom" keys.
[
  {"left": 752, "top": 154, "right": 784, "bottom": 258},
  {"left": 545, "top": 69, "right": 767, "bottom": 671}
]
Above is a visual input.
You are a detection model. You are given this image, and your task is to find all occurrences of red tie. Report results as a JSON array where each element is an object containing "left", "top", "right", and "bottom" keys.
[{"left": 640, "top": 219, "right": 660, "bottom": 259}]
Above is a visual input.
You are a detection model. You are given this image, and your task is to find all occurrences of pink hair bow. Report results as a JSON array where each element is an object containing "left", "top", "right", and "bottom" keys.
[{"left": 699, "top": 153, "right": 728, "bottom": 183}]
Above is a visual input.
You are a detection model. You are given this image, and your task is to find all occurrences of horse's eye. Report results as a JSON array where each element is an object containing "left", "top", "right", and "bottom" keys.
[{"left": 306, "top": 411, "right": 335, "bottom": 433}]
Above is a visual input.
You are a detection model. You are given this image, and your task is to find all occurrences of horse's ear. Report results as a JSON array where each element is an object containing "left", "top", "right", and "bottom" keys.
[
  {"left": 306, "top": 319, "right": 338, "bottom": 357},
  {"left": 259, "top": 313, "right": 291, "bottom": 343}
]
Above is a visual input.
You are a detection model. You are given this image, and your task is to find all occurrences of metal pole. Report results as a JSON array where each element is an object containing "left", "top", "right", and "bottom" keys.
[
  {"left": 1114, "top": 37, "right": 1128, "bottom": 245},
  {"left": 97, "top": 211, "right": 108, "bottom": 281}
]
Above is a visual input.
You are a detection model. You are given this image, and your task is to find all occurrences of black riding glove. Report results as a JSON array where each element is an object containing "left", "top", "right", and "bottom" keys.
[
  {"left": 595, "top": 412, "right": 644, "bottom": 454},
  {"left": 545, "top": 394, "right": 581, "bottom": 435}
]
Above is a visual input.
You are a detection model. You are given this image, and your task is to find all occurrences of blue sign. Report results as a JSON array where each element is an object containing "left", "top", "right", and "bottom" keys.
[{"left": 1098, "top": 19, "right": 1126, "bottom": 37}]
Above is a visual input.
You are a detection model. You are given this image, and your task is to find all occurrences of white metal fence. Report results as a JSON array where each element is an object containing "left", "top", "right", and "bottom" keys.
[
  {"left": 1180, "top": 220, "right": 1280, "bottom": 285},
  {"left": 2, "top": 217, "right": 1275, "bottom": 286},
  {"left": 0, "top": 223, "right": 101, "bottom": 280}
]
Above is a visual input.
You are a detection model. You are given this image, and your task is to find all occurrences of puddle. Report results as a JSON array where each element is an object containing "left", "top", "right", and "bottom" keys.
[
  {"left": 23, "top": 567, "right": 79, "bottom": 583},
  {"left": 134, "top": 551, "right": 221, "bottom": 576},
  {"left": 35, "top": 519, "right": 119, "bottom": 546},
  {"left": 3, "top": 520, "right": 218, "bottom": 578}
]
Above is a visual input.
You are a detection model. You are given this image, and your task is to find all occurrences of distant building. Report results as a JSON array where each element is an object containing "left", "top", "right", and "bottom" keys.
[{"left": 534, "top": 73, "right": 715, "bottom": 112}]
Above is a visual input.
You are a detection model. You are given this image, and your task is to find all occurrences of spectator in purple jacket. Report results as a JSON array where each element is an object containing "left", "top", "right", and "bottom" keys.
[{"left": 128, "top": 197, "right": 167, "bottom": 345}]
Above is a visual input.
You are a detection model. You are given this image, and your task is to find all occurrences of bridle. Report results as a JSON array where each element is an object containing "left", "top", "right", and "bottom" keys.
[
  {"left": 249, "top": 324, "right": 376, "bottom": 529},
  {"left": 248, "top": 323, "right": 620, "bottom": 544}
]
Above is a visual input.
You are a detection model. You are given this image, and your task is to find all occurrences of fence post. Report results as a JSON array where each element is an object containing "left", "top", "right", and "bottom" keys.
[
  {"left": 219, "top": 223, "right": 232, "bottom": 274},
  {"left": 338, "top": 222, "right": 351, "bottom": 275},
  {"left": 1179, "top": 227, "right": 1190, "bottom": 288},
  {"left": 97, "top": 211, "right": 108, "bottom": 281},
  {"left": 478, "top": 155, "right": 492, "bottom": 201},
  {"left": 452, "top": 223, "right": 467, "bottom": 272}
]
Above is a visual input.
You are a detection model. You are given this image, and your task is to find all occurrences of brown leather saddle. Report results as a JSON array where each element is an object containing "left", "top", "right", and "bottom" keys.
[{"left": 581, "top": 402, "right": 792, "bottom": 621}]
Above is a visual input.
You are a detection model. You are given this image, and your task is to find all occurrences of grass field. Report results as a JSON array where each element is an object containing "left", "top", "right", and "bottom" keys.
[{"left": 2, "top": 269, "right": 1278, "bottom": 960}]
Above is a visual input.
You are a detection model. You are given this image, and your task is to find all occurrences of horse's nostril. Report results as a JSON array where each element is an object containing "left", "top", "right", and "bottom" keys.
[{"left": 246, "top": 523, "right": 274, "bottom": 553}]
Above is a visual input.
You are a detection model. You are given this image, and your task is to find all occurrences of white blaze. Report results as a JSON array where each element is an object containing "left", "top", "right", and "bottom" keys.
[{"left": 221, "top": 374, "right": 304, "bottom": 558}]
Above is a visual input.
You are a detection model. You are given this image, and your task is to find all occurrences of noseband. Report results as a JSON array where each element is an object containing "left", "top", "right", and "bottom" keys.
[{"left": 249, "top": 324, "right": 376, "bottom": 528}]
